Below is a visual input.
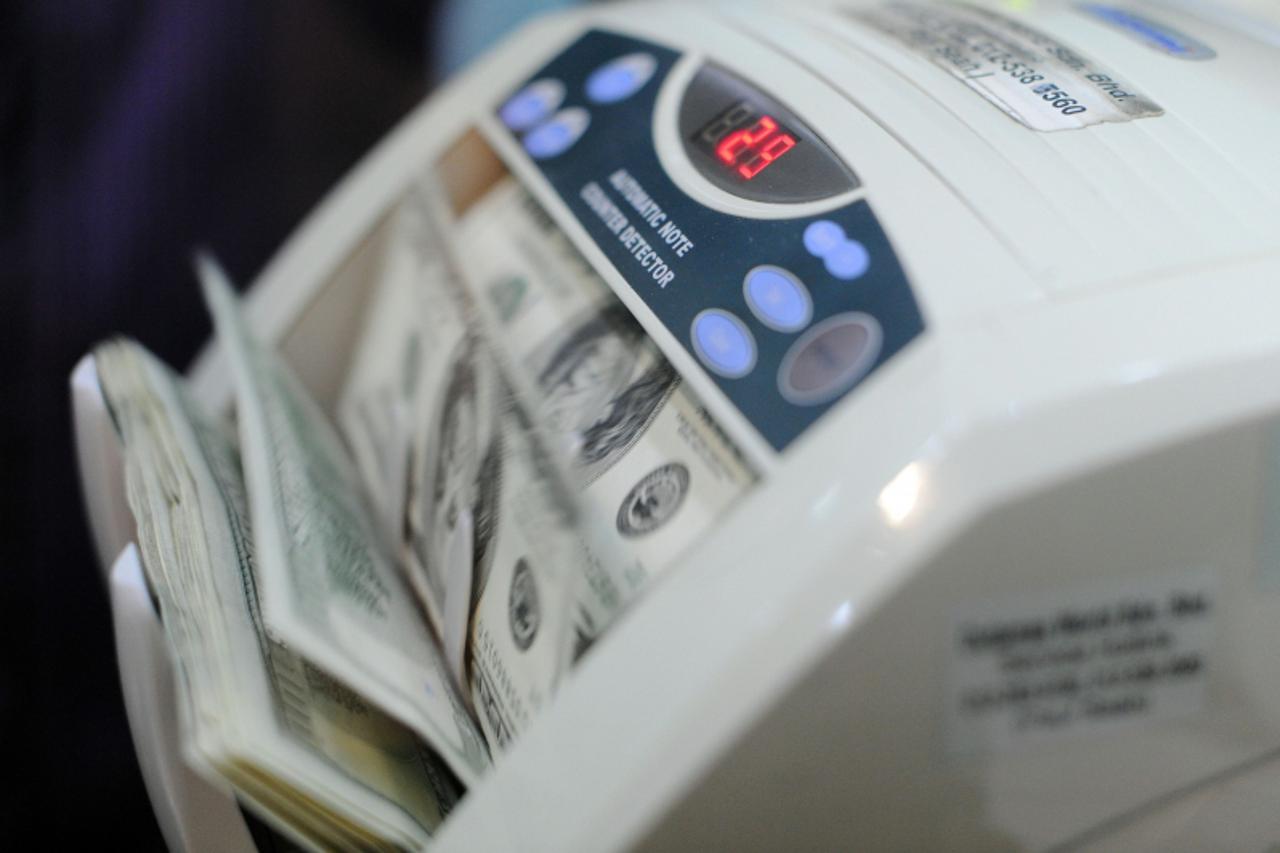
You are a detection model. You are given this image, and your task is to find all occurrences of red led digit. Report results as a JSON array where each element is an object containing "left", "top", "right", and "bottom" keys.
[
  {"left": 699, "top": 101, "right": 754, "bottom": 146},
  {"left": 760, "top": 131, "right": 797, "bottom": 160},
  {"left": 737, "top": 130, "right": 797, "bottom": 179},
  {"left": 716, "top": 115, "right": 778, "bottom": 165},
  {"left": 712, "top": 113, "right": 797, "bottom": 180}
]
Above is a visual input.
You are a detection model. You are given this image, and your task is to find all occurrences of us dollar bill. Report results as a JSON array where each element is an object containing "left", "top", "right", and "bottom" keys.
[
  {"left": 380, "top": 185, "right": 585, "bottom": 748},
  {"left": 337, "top": 202, "right": 441, "bottom": 546},
  {"left": 436, "top": 178, "right": 755, "bottom": 749},
  {"left": 338, "top": 197, "right": 477, "bottom": 684},
  {"left": 454, "top": 180, "right": 757, "bottom": 638},
  {"left": 464, "top": 394, "right": 585, "bottom": 750},
  {"left": 199, "top": 258, "right": 490, "bottom": 786},
  {"left": 96, "top": 338, "right": 460, "bottom": 851}
]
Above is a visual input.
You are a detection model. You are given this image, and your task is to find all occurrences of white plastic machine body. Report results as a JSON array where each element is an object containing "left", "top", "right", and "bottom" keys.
[{"left": 76, "top": 0, "right": 1280, "bottom": 849}]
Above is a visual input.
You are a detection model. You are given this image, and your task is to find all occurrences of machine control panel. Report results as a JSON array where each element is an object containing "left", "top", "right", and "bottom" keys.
[{"left": 497, "top": 29, "right": 924, "bottom": 451}]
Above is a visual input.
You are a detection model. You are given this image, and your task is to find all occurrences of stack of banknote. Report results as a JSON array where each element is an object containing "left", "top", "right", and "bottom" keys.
[{"left": 93, "top": 176, "right": 754, "bottom": 849}]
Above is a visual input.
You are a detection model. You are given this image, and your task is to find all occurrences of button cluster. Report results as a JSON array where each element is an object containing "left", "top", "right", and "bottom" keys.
[
  {"left": 499, "top": 58, "right": 884, "bottom": 413},
  {"left": 803, "top": 220, "right": 870, "bottom": 281},
  {"left": 501, "top": 53, "right": 657, "bottom": 160},
  {"left": 689, "top": 219, "right": 882, "bottom": 406}
]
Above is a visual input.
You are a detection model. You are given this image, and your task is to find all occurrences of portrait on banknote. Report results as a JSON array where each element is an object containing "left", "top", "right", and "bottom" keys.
[
  {"left": 465, "top": 436, "right": 504, "bottom": 612},
  {"left": 407, "top": 335, "right": 502, "bottom": 610},
  {"left": 535, "top": 304, "right": 679, "bottom": 485}
]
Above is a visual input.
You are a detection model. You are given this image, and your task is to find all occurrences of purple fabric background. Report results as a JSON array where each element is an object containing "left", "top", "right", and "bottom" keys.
[{"left": 2, "top": 3, "right": 434, "bottom": 845}]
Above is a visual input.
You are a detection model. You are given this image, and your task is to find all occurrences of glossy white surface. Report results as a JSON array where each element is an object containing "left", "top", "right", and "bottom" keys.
[
  {"left": 108, "top": 545, "right": 256, "bottom": 853},
  {"left": 72, "top": 356, "right": 135, "bottom": 575}
]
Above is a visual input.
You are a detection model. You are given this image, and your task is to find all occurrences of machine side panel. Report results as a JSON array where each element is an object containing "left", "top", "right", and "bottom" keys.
[{"left": 633, "top": 419, "right": 1280, "bottom": 851}]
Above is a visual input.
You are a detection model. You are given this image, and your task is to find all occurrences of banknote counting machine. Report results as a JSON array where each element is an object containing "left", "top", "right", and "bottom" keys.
[{"left": 74, "top": 0, "right": 1280, "bottom": 849}]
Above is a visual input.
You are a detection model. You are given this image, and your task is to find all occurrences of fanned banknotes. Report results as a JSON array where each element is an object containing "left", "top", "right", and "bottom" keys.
[
  {"left": 95, "top": 339, "right": 459, "bottom": 851},
  {"left": 391, "top": 176, "right": 758, "bottom": 749},
  {"left": 449, "top": 179, "right": 757, "bottom": 643},
  {"left": 90, "top": 140, "right": 758, "bottom": 844},
  {"left": 350, "top": 185, "right": 589, "bottom": 750},
  {"left": 339, "top": 199, "right": 480, "bottom": 685},
  {"left": 200, "top": 259, "right": 491, "bottom": 786}
]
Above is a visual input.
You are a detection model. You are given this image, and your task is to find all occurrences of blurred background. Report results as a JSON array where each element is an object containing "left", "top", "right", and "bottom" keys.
[{"left": 1, "top": 1, "right": 573, "bottom": 845}]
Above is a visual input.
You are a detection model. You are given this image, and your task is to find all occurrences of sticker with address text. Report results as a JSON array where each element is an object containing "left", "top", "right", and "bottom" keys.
[
  {"left": 852, "top": 1, "right": 1165, "bottom": 131},
  {"left": 946, "top": 572, "right": 1214, "bottom": 753}
]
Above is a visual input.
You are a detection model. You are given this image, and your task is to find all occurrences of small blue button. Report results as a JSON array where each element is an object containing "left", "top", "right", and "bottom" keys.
[
  {"left": 803, "top": 220, "right": 845, "bottom": 258},
  {"left": 824, "top": 239, "right": 871, "bottom": 280},
  {"left": 692, "top": 310, "right": 756, "bottom": 378},
  {"left": 744, "top": 266, "right": 812, "bottom": 332},
  {"left": 499, "top": 79, "right": 565, "bottom": 132},
  {"left": 586, "top": 53, "right": 658, "bottom": 104},
  {"left": 523, "top": 107, "right": 591, "bottom": 160}
]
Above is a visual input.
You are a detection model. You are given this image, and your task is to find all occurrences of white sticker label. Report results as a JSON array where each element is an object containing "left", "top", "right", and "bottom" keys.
[
  {"left": 947, "top": 574, "right": 1213, "bottom": 753},
  {"left": 853, "top": 2, "right": 1164, "bottom": 131}
]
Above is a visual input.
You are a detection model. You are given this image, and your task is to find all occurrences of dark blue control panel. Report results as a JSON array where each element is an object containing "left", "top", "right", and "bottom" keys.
[{"left": 497, "top": 29, "right": 924, "bottom": 452}]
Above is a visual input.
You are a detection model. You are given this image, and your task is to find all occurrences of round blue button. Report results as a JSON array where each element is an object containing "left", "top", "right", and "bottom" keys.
[
  {"left": 499, "top": 79, "right": 565, "bottom": 132},
  {"left": 585, "top": 53, "right": 658, "bottom": 104},
  {"left": 824, "top": 239, "right": 871, "bottom": 281},
  {"left": 744, "top": 266, "right": 812, "bottom": 332},
  {"left": 692, "top": 310, "right": 756, "bottom": 378},
  {"left": 803, "top": 220, "right": 845, "bottom": 258},
  {"left": 522, "top": 107, "right": 591, "bottom": 160}
]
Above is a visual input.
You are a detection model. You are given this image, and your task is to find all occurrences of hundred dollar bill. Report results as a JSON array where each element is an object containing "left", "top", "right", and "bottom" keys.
[
  {"left": 95, "top": 338, "right": 460, "bottom": 851},
  {"left": 463, "top": 394, "right": 585, "bottom": 750},
  {"left": 385, "top": 184, "right": 585, "bottom": 745},
  {"left": 402, "top": 323, "right": 497, "bottom": 688},
  {"left": 337, "top": 204, "right": 436, "bottom": 544},
  {"left": 337, "top": 197, "right": 476, "bottom": 683},
  {"left": 407, "top": 174, "right": 754, "bottom": 752},
  {"left": 199, "top": 258, "right": 490, "bottom": 785},
  {"left": 452, "top": 179, "right": 757, "bottom": 644}
]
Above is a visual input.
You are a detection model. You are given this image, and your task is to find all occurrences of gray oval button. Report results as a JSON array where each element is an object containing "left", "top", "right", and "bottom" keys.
[{"left": 779, "top": 312, "right": 883, "bottom": 405}]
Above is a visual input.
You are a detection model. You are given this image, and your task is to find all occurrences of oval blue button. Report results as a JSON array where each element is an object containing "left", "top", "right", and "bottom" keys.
[
  {"left": 824, "top": 239, "right": 870, "bottom": 281},
  {"left": 586, "top": 53, "right": 658, "bottom": 104},
  {"left": 499, "top": 78, "right": 566, "bottom": 131},
  {"left": 803, "top": 220, "right": 845, "bottom": 258},
  {"left": 744, "top": 266, "right": 812, "bottom": 332},
  {"left": 523, "top": 107, "right": 591, "bottom": 160},
  {"left": 692, "top": 310, "right": 756, "bottom": 378}
]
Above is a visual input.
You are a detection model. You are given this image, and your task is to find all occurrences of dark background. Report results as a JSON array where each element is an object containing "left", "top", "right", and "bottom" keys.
[{"left": 2, "top": 3, "right": 437, "bottom": 846}]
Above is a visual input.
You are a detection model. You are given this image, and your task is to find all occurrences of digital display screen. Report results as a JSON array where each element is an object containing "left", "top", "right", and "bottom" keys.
[
  {"left": 678, "top": 63, "right": 858, "bottom": 204},
  {"left": 694, "top": 100, "right": 799, "bottom": 181}
]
